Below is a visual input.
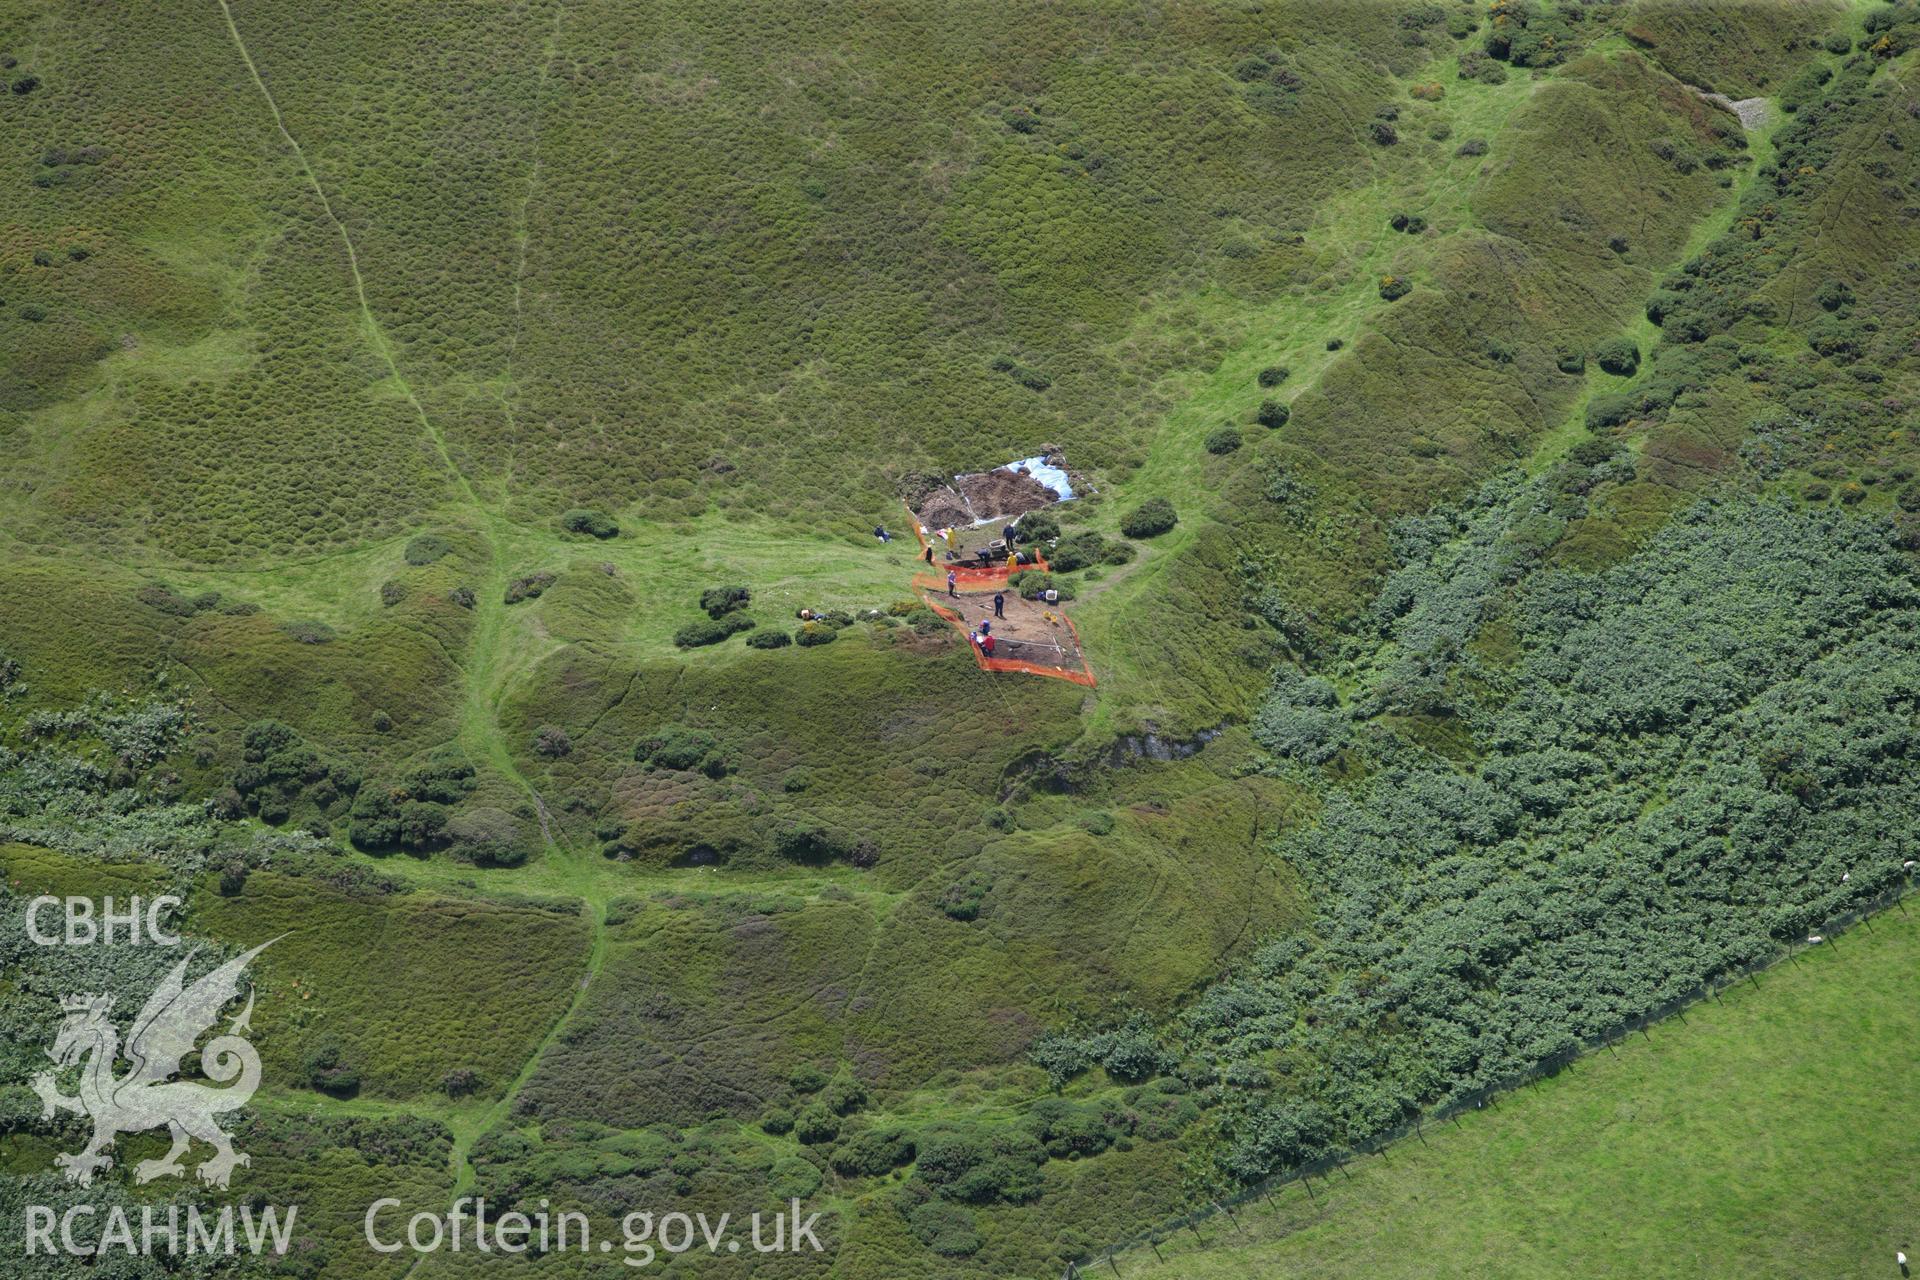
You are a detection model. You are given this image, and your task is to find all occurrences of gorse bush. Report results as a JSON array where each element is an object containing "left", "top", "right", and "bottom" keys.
[
  {"left": 504, "top": 572, "right": 556, "bottom": 604},
  {"left": 1206, "top": 426, "right": 1244, "bottom": 455},
  {"left": 673, "top": 613, "right": 754, "bottom": 647},
  {"left": 348, "top": 751, "right": 477, "bottom": 854},
  {"left": 699, "top": 584, "right": 751, "bottom": 617},
  {"left": 1120, "top": 498, "right": 1177, "bottom": 538},
  {"left": 560, "top": 507, "right": 619, "bottom": 538},
  {"left": 634, "top": 727, "right": 722, "bottom": 772},
  {"left": 1595, "top": 337, "right": 1640, "bottom": 376}
]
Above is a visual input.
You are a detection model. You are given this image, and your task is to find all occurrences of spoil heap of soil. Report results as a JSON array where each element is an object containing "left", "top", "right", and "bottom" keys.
[
  {"left": 915, "top": 488, "right": 974, "bottom": 530},
  {"left": 954, "top": 467, "right": 1059, "bottom": 521}
]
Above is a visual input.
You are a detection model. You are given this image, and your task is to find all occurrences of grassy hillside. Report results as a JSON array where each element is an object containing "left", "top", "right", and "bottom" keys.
[{"left": 3, "top": 0, "right": 1919, "bottom": 1277}]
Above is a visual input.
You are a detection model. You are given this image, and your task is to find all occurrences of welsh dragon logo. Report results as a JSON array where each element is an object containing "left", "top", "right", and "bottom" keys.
[{"left": 31, "top": 939, "right": 277, "bottom": 1190}]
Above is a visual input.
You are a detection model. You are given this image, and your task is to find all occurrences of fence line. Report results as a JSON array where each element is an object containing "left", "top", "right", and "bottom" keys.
[{"left": 1067, "top": 874, "right": 1917, "bottom": 1278}]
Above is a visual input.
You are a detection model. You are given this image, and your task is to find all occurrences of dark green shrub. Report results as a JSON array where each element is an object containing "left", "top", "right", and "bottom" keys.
[
  {"left": 1205, "top": 426, "right": 1243, "bottom": 455},
  {"left": 769, "top": 1157, "right": 820, "bottom": 1198},
  {"left": 761, "top": 1108, "right": 795, "bottom": 1136},
  {"left": 303, "top": 1040, "right": 360, "bottom": 1096},
  {"left": 1012, "top": 509, "right": 1060, "bottom": 542},
  {"left": 533, "top": 724, "right": 571, "bottom": 757},
  {"left": 1568, "top": 438, "right": 1624, "bottom": 467},
  {"left": 1256, "top": 365, "right": 1290, "bottom": 387},
  {"left": 349, "top": 789, "right": 451, "bottom": 853},
  {"left": 1556, "top": 346, "right": 1586, "bottom": 374},
  {"left": 1595, "top": 338, "right": 1640, "bottom": 376},
  {"left": 1047, "top": 534, "right": 1101, "bottom": 573},
  {"left": 1378, "top": 275, "right": 1411, "bottom": 301},
  {"left": 560, "top": 507, "right": 618, "bottom": 538},
  {"left": 1120, "top": 498, "right": 1178, "bottom": 538},
  {"left": 1456, "top": 137, "right": 1489, "bottom": 157},
  {"left": 504, "top": 572, "right": 556, "bottom": 604},
  {"left": 831, "top": 1126, "right": 916, "bottom": 1177},
  {"left": 636, "top": 727, "right": 719, "bottom": 770},
  {"left": 789, "top": 1063, "right": 829, "bottom": 1093},
  {"left": 699, "top": 584, "right": 751, "bottom": 617},
  {"left": 823, "top": 1078, "right": 868, "bottom": 1115},
  {"left": 794, "top": 622, "right": 837, "bottom": 646},
  {"left": 794, "top": 1105, "right": 840, "bottom": 1145},
  {"left": 1586, "top": 393, "right": 1635, "bottom": 429},
  {"left": 673, "top": 613, "right": 754, "bottom": 647},
  {"left": 1102, "top": 539, "right": 1137, "bottom": 565},
  {"left": 1256, "top": 399, "right": 1291, "bottom": 429},
  {"left": 916, "top": 1133, "right": 986, "bottom": 1188},
  {"left": 1012, "top": 366, "right": 1052, "bottom": 390},
  {"left": 773, "top": 820, "right": 852, "bottom": 864},
  {"left": 746, "top": 629, "right": 792, "bottom": 649},
  {"left": 1009, "top": 570, "right": 1071, "bottom": 601}
]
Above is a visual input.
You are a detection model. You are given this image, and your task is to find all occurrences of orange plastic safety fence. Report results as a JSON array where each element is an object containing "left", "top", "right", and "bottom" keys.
[
  {"left": 902, "top": 499, "right": 1047, "bottom": 584},
  {"left": 920, "top": 592, "right": 1096, "bottom": 688}
]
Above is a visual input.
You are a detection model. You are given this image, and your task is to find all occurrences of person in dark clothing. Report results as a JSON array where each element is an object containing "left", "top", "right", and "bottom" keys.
[
  {"left": 993, "top": 592, "right": 1005, "bottom": 619},
  {"left": 976, "top": 547, "right": 992, "bottom": 566},
  {"left": 947, "top": 569, "right": 957, "bottom": 597},
  {"left": 923, "top": 544, "right": 934, "bottom": 565}
]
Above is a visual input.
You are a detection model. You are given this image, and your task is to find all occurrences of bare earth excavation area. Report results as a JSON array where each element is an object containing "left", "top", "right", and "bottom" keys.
[{"left": 907, "top": 453, "right": 1096, "bottom": 685}]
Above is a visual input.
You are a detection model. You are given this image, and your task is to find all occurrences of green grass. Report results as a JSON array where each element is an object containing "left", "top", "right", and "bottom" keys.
[
  {"left": 1111, "top": 902, "right": 1920, "bottom": 1279},
  {"left": 4, "top": 4, "right": 1917, "bottom": 1278}
]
